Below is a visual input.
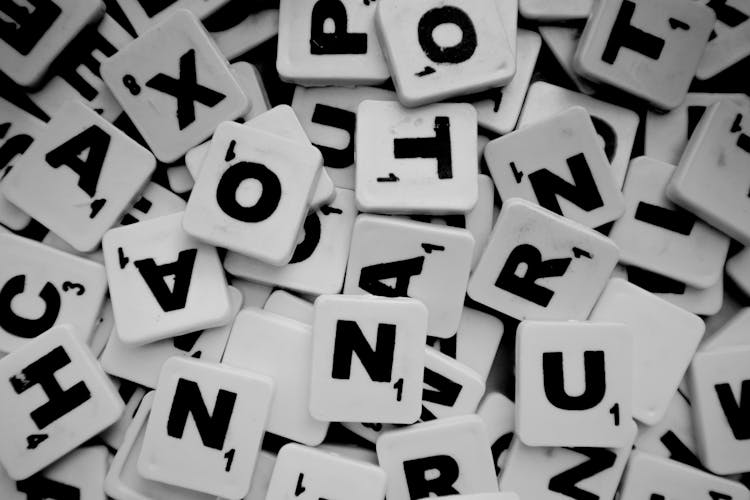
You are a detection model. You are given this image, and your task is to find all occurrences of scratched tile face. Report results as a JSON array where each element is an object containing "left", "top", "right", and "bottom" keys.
[
  {"left": 1, "top": 100, "right": 156, "bottom": 253},
  {"left": 468, "top": 198, "right": 619, "bottom": 322},
  {"left": 101, "top": 9, "right": 248, "bottom": 163},
  {"left": 574, "top": 0, "right": 715, "bottom": 109},
  {"left": 0, "top": 326, "right": 123, "bottom": 480}
]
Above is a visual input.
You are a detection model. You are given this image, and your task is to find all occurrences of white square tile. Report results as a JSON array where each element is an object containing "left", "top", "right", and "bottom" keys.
[
  {"left": 426, "top": 306, "right": 504, "bottom": 383},
  {"left": 645, "top": 93, "right": 750, "bottom": 165},
  {"left": 344, "top": 214, "right": 475, "bottom": 339},
  {"left": 468, "top": 198, "right": 619, "bottom": 321},
  {"left": 485, "top": 107, "right": 624, "bottom": 228},
  {"left": 183, "top": 122, "right": 322, "bottom": 265},
  {"left": 310, "top": 295, "right": 428, "bottom": 423},
  {"left": 610, "top": 157, "right": 730, "bottom": 288},
  {"left": 101, "top": 9, "right": 248, "bottom": 163},
  {"left": 27, "top": 14, "right": 132, "bottom": 123},
  {"left": 667, "top": 100, "right": 750, "bottom": 246},
  {"left": 104, "top": 391, "right": 219, "bottom": 500},
  {"left": 376, "top": 416, "right": 499, "bottom": 500},
  {"left": 2, "top": 100, "right": 156, "bottom": 252},
  {"left": 223, "top": 188, "right": 357, "bottom": 295},
  {"left": 518, "top": 81, "right": 640, "bottom": 189},
  {"left": 100, "top": 287, "right": 241, "bottom": 389},
  {"left": 690, "top": 345, "right": 750, "bottom": 474},
  {"left": 265, "top": 443, "right": 386, "bottom": 500},
  {"left": 0, "top": 326, "right": 123, "bottom": 480},
  {"left": 476, "top": 392, "right": 515, "bottom": 476},
  {"left": 355, "top": 100, "right": 478, "bottom": 214},
  {"left": 0, "top": 232, "right": 108, "bottom": 353},
  {"left": 375, "top": 0, "right": 515, "bottom": 107},
  {"left": 223, "top": 308, "right": 330, "bottom": 445},
  {"left": 590, "top": 278, "right": 705, "bottom": 425},
  {"left": 519, "top": 0, "right": 592, "bottom": 20},
  {"left": 138, "top": 357, "right": 273, "bottom": 499},
  {"left": 499, "top": 424, "right": 636, "bottom": 500},
  {"left": 472, "top": 29, "right": 541, "bottom": 135},
  {"left": 0, "top": 0, "right": 104, "bottom": 87},
  {"left": 291, "top": 85, "right": 397, "bottom": 189},
  {"left": 696, "top": 0, "right": 750, "bottom": 79},
  {"left": 102, "top": 212, "right": 232, "bottom": 345},
  {"left": 618, "top": 451, "right": 750, "bottom": 500},
  {"left": 277, "top": 0, "right": 389, "bottom": 86},
  {"left": 516, "top": 321, "right": 634, "bottom": 447},
  {"left": 574, "top": 0, "right": 715, "bottom": 110}
]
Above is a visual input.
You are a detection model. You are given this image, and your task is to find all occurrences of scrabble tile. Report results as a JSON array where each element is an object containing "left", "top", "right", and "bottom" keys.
[
  {"left": 112, "top": 0, "right": 233, "bottom": 35},
  {"left": 266, "top": 443, "right": 387, "bottom": 500},
  {"left": 476, "top": 392, "right": 515, "bottom": 476},
  {"left": 184, "top": 105, "right": 335, "bottom": 209},
  {"left": 310, "top": 295, "right": 428, "bottom": 423},
  {"left": 0, "top": 98, "right": 47, "bottom": 233},
  {"left": 277, "top": 0, "right": 389, "bottom": 86},
  {"left": 485, "top": 107, "right": 625, "bottom": 228},
  {"left": 690, "top": 345, "right": 750, "bottom": 474},
  {"left": 0, "top": 0, "right": 104, "bottom": 87},
  {"left": 101, "top": 378, "right": 149, "bottom": 452},
  {"left": 590, "top": 278, "right": 705, "bottom": 425},
  {"left": 356, "top": 100, "right": 478, "bottom": 214},
  {"left": 28, "top": 15, "right": 132, "bottom": 122},
  {"left": 375, "top": 0, "right": 515, "bottom": 107},
  {"left": 619, "top": 451, "right": 750, "bottom": 500},
  {"left": 104, "top": 391, "right": 218, "bottom": 500},
  {"left": 0, "top": 444, "right": 108, "bottom": 500},
  {"left": 0, "top": 232, "right": 107, "bottom": 353},
  {"left": 614, "top": 265, "right": 723, "bottom": 316},
  {"left": 231, "top": 450, "right": 277, "bottom": 500},
  {"left": 291, "top": 85, "right": 397, "bottom": 189},
  {"left": 138, "top": 357, "right": 273, "bottom": 498},
  {"left": 2, "top": 100, "right": 156, "bottom": 252},
  {"left": 223, "top": 188, "right": 357, "bottom": 295},
  {"left": 101, "top": 10, "right": 248, "bottom": 163},
  {"left": 472, "top": 29, "right": 541, "bottom": 135},
  {"left": 207, "top": 7, "right": 280, "bottom": 61},
  {"left": 0, "top": 326, "right": 123, "bottom": 480},
  {"left": 634, "top": 389, "right": 703, "bottom": 469},
  {"left": 344, "top": 214, "right": 475, "bottom": 339},
  {"left": 183, "top": 122, "right": 322, "bottom": 265},
  {"left": 696, "top": 0, "right": 750, "bottom": 79},
  {"left": 426, "top": 306, "right": 504, "bottom": 383},
  {"left": 518, "top": 82, "right": 640, "bottom": 189},
  {"left": 667, "top": 100, "right": 750, "bottom": 245},
  {"left": 101, "top": 287, "right": 241, "bottom": 389},
  {"left": 102, "top": 212, "right": 232, "bottom": 345},
  {"left": 231, "top": 279, "right": 274, "bottom": 309},
  {"left": 610, "top": 157, "right": 730, "bottom": 288},
  {"left": 499, "top": 423, "right": 636, "bottom": 500},
  {"left": 573, "top": 0, "right": 715, "bottom": 110},
  {"left": 468, "top": 198, "right": 619, "bottom": 322},
  {"left": 409, "top": 174, "right": 493, "bottom": 269},
  {"left": 519, "top": 0, "right": 592, "bottom": 20},
  {"left": 538, "top": 27, "right": 597, "bottom": 95},
  {"left": 645, "top": 93, "right": 750, "bottom": 165},
  {"left": 231, "top": 62, "right": 271, "bottom": 121},
  {"left": 377, "top": 416, "right": 499, "bottom": 500},
  {"left": 263, "top": 290, "right": 314, "bottom": 325},
  {"left": 223, "top": 308, "right": 330, "bottom": 445},
  {"left": 516, "top": 321, "right": 633, "bottom": 447},
  {"left": 120, "top": 182, "right": 187, "bottom": 226},
  {"left": 701, "top": 308, "right": 750, "bottom": 352}
]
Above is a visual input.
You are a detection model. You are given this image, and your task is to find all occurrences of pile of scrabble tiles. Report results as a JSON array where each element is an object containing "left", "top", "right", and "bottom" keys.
[{"left": 1, "top": 0, "right": 750, "bottom": 498}]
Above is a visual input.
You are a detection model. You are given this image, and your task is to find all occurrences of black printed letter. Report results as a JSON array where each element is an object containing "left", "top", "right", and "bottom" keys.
[
  {"left": 602, "top": 0, "right": 666, "bottom": 65},
  {"left": 134, "top": 249, "right": 197, "bottom": 312},
  {"left": 495, "top": 244, "right": 571, "bottom": 307},
  {"left": 167, "top": 378, "right": 236, "bottom": 450},
  {"left": 403, "top": 455, "right": 460, "bottom": 499},
  {"left": 715, "top": 380, "right": 750, "bottom": 440},
  {"left": 527, "top": 153, "right": 604, "bottom": 216},
  {"left": 216, "top": 162, "right": 281, "bottom": 223},
  {"left": 418, "top": 7, "right": 477, "bottom": 64},
  {"left": 45, "top": 125, "right": 111, "bottom": 198},
  {"left": 331, "top": 320, "right": 396, "bottom": 382},
  {"left": 310, "top": 0, "right": 367, "bottom": 55},
  {"left": 393, "top": 116, "right": 453, "bottom": 180},
  {"left": 0, "top": 275, "right": 61, "bottom": 338},
  {"left": 359, "top": 257, "right": 425, "bottom": 297},
  {"left": 548, "top": 448, "right": 617, "bottom": 500},
  {"left": 543, "top": 351, "right": 606, "bottom": 411}
]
